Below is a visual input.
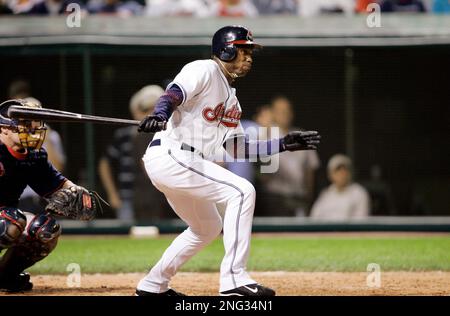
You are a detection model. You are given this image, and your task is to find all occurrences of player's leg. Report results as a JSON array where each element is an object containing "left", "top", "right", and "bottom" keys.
[
  {"left": 142, "top": 148, "right": 260, "bottom": 293},
  {"left": 0, "top": 211, "right": 61, "bottom": 292},
  {"left": 137, "top": 193, "right": 222, "bottom": 294},
  {"left": 0, "top": 207, "right": 28, "bottom": 292}
]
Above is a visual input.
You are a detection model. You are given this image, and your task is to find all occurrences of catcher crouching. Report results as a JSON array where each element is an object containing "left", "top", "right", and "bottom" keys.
[{"left": 0, "top": 99, "right": 99, "bottom": 292}]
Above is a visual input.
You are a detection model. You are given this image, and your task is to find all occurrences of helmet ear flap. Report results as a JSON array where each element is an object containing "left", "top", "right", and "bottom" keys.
[{"left": 220, "top": 45, "right": 237, "bottom": 62}]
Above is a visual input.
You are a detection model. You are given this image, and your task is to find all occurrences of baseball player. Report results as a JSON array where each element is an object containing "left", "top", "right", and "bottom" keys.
[
  {"left": 136, "top": 25, "right": 321, "bottom": 296},
  {"left": 0, "top": 99, "right": 99, "bottom": 292}
]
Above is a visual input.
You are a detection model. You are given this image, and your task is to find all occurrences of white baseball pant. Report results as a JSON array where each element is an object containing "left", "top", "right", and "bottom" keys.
[{"left": 137, "top": 139, "right": 256, "bottom": 293}]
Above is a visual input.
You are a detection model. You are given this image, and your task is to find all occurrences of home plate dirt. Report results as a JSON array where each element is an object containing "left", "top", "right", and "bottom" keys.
[{"left": 2, "top": 271, "right": 449, "bottom": 296}]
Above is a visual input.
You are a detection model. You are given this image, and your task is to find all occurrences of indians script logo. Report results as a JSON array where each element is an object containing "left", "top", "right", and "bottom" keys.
[
  {"left": 0, "top": 162, "right": 4, "bottom": 177},
  {"left": 202, "top": 103, "right": 241, "bottom": 128},
  {"left": 247, "top": 31, "right": 253, "bottom": 41}
]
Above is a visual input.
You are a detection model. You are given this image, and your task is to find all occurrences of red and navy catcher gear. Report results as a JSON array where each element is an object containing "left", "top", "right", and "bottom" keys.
[
  {"left": 0, "top": 207, "right": 27, "bottom": 249},
  {"left": 212, "top": 25, "right": 262, "bottom": 62}
]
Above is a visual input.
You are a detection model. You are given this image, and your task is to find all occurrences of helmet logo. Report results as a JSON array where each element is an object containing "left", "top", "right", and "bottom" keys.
[{"left": 247, "top": 31, "right": 253, "bottom": 41}]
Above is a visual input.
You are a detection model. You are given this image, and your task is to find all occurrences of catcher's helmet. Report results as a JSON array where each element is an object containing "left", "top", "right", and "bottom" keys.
[
  {"left": 0, "top": 99, "right": 24, "bottom": 127},
  {"left": 0, "top": 99, "right": 47, "bottom": 150},
  {"left": 212, "top": 25, "right": 261, "bottom": 62}
]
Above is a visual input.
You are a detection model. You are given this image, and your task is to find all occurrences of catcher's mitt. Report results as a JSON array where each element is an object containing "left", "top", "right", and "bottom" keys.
[{"left": 45, "top": 186, "right": 104, "bottom": 221}]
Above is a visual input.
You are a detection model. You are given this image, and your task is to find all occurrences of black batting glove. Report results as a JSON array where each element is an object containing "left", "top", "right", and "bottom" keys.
[
  {"left": 138, "top": 115, "right": 166, "bottom": 133},
  {"left": 281, "top": 131, "right": 321, "bottom": 151}
]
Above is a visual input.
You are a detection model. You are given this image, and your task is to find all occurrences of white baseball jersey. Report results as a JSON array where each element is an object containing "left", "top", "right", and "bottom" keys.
[
  {"left": 138, "top": 58, "right": 259, "bottom": 294},
  {"left": 154, "top": 59, "right": 245, "bottom": 159}
]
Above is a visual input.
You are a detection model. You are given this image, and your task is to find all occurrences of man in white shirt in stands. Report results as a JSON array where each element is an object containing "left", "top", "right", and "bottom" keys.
[{"left": 310, "top": 154, "right": 370, "bottom": 220}]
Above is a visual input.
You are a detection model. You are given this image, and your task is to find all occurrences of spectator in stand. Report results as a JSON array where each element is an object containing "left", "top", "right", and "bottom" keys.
[
  {"left": 432, "top": 0, "right": 450, "bottom": 13},
  {"left": 258, "top": 96, "right": 320, "bottom": 217},
  {"left": 252, "top": 0, "right": 297, "bottom": 14},
  {"left": 380, "top": 0, "right": 427, "bottom": 12},
  {"left": 87, "top": 0, "right": 144, "bottom": 16},
  {"left": 298, "top": 0, "right": 355, "bottom": 17},
  {"left": 254, "top": 104, "right": 273, "bottom": 138},
  {"left": 361, "top": 164, "right": 396, "bottom": 216},
  {"left": 310, "top": 154, "right": 370, "bottom": 220},
  {"left": 2, "top": 0, "right": 36, "bottom": 14},
  {"left": 99, "top": 85, "right": 174, "bottom": 222},
  {"left": 355, "top": 0, "right": 379, "bottom": 13},
  {"left": 24, "top": 0, "right": 86, "bottom": 15},
  {"left": 251, "top": 105, "right": 275, "bottom": 217},
  {"left": 145, "top": 0, "right": 211, "bottom": 17},
  {"left": 0, "top": 0, "right": 10, "bottom": 14},
  {"left": 7, "top": 80, "right": 31, "bottom": 100},
  {"left": 210, "top": 0, "right": 259, "bottom": 17}
]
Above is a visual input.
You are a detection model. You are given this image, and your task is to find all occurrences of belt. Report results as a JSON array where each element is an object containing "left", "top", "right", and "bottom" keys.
[{"left": 149, "top": 139, "right": 204, "bottom": 158}]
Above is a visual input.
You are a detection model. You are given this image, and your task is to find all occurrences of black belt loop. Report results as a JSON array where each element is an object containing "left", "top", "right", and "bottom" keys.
[
  {"left": 181, "top": 143, "right": 204, "bottom": 159},
  {"left": 149, "top": 139, "right": 203, "bottom": 158}
]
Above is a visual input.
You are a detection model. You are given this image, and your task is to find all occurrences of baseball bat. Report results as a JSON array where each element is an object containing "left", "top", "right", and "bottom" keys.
[{"left": 7, "top": 105, "right": 166, "bottom": 129}]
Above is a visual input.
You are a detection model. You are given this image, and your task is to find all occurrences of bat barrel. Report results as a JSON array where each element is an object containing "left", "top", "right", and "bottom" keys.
[
  {"left": 7, "top": 106, "right": 141, "bottom": 126},
  {"left": 6, "top": 105, "right": 166, "bottom": 130}
]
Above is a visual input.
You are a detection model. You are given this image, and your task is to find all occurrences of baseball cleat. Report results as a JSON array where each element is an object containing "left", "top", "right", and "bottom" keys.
[
  {"left": 135, "top": 288, "right": 186, "bottom": 296},
  {"left": 0, "top": 272, "right": 33, "bottom": 293},
  {"left": 220, "top": 283, "right": 276, "bottom": 296}
]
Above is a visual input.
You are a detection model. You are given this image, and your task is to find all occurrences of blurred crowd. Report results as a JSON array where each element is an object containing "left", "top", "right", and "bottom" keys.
[{"left": 1, "top": 0, "right": 450, "bottom": 16}]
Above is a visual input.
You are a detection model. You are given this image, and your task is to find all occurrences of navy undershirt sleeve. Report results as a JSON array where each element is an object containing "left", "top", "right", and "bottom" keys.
[
  {"left": 152, "top": 84, "right": 184, "bottom": 121},
  {"left": 223, "top": 136, "right": 286, "bottom": 160}
]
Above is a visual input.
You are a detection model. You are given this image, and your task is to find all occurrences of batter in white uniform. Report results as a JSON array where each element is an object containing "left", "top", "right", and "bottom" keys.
[{"left": 135, "top": 25, "right": 321, "bottom": 296}]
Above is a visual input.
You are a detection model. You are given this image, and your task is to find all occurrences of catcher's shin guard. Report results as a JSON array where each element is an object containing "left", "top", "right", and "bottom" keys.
[
  {"left": 0, "top": 207, "right": 27, "bottom": 249},
  {"left": 0, "top": 213, "right": 60, "bottom": 291},
  {"left": 27, "top": 213, "right": 62, "bottom": 243}
]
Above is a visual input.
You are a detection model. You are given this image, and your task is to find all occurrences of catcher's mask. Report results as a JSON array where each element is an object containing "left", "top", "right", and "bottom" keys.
[{"left": 0, "top": 99, "right": 47, "bottom": 150}]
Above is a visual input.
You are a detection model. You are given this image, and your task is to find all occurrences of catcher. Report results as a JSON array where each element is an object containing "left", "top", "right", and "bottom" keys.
[{"left": 0, "top": 99, "right": 99, "bottom": 292}]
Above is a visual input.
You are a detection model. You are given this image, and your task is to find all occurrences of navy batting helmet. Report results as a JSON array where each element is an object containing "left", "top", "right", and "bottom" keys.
[{"left": 212, "top": 25, "right": 262, "bottom": 62}]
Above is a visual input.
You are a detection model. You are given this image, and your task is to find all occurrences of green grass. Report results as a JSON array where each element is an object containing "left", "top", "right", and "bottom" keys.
[{"left": 27, "top": 236, "right": 450, "bottom": 274}]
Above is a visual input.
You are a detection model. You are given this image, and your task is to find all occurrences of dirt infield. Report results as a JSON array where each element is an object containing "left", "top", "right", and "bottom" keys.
[{"left": 2, "top": 271, "right": 449, "bottom": 296}]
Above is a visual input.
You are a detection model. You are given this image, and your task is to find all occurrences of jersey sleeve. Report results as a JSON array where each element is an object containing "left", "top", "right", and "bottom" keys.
[
  {"left": 27, "top": 153, "right": 67, "bottom": 198},
  {"left": 168, "top": 61, "right": 212, "bottom": 106}
]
